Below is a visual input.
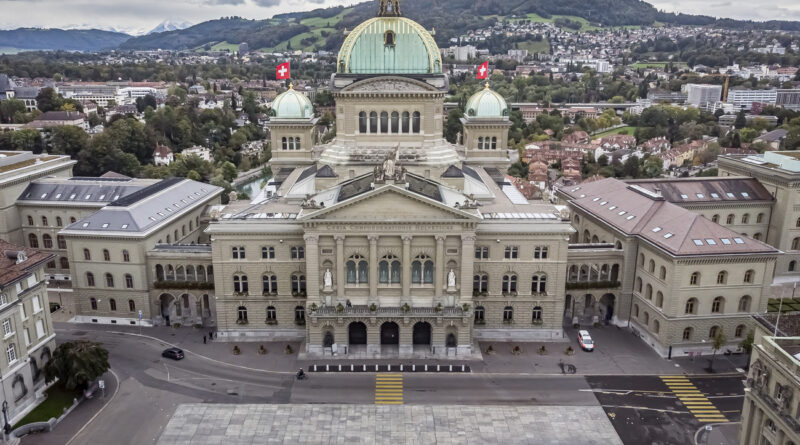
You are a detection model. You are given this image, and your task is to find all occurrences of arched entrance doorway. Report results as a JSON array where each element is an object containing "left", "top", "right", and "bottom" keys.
[
  {"left": 159, "top": 293, "right": 175, "bottom": 325},
  {"left": 348, "top": 322, "right": 367, "bottom": 345},
  {"left": 323, "top": 329, "right": 334, "bottom": 348},
  {"left": 412, "top": 322, "right": 431, "bottom": 345},
  {"left": 600, "top": 294, "right": 616, "bottom": 322},
  {"left": 380, "top": 322, "right": 399, "bottom": 345}
]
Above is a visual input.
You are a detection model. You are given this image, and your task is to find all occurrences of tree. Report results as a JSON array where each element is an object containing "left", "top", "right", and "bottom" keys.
[
  {"left": 49, "top": 126, "right": 89, "bottom": 158},
  {"left": 44, "top": 340, "right": 110, "bottom": 390},
  {"left": 35, "top": 87, "right": 63, "bottom": 113},
  {"left": 708, "top": 330, "right": 727, "bottom": 372},
  {"left": 622, "top": 156, "right": 640, "bottom": 178},
  {"left": 739, "top": 330, "right": 755, "bottom": 371},
  {"left": 734, "top": 111, "right": 747, "bottom": 129},
  {"left": 642, "top": 156, "right": 663, "bottom": 178},
  {"left": 0, "top": 99, "right": 26, "bottom": 123},
  {"left": 444, "top": 109, "right": 464, "bottom": 144},
  {"left": 221, "top": 161, "right": 238, "bottom": 182}
]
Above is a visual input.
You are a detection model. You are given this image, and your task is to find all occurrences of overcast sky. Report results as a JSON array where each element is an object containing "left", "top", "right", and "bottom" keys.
[{"left": 0, "top": 0, "right": 798, "bottom": 35}]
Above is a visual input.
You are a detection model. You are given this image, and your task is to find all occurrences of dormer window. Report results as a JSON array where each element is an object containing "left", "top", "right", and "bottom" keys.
[{"left": 384, "top": 30, "right": 395, "bottom": 46}]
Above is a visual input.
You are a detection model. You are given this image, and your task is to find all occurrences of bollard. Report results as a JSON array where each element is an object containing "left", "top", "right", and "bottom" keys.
[
  {"left": 375, "top": 364, "right": 379, "bottom": 372},
  {"left": 400, "top": 364, "right": 403, "bottom": 372},
  {"left": 326, "top": 365, "right": 329, "bottom": 372},
  {"left": 363, "top": 364, "right": 366, "bottom": 372},
  {"left": 339, "top": 365, "right": 342, "bottom": 372},
  {"left": 424, "top": 365, "right": 428, "bottom": 372},
  {"left": 388, "top": 365, "right": 391, "bottom": 371},
  {"left": 313, "top": 365, "right": 317, "bottom": 372},
  {"left": 351, "top": 364, "right": 354, "bottom": 372},
  {"left": 437, "top": 365, "right": 440, "bottom": 372},
  {"left": 449, "top": 365, "right": 452, "bottom": 372},
  {"left": 413, "top": 364, "right": 416, "bottom": 372},
  {"left": 462, "top": 364, "right": 465, "bottom": 372}
]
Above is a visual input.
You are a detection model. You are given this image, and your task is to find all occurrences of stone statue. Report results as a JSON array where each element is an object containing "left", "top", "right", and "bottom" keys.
[
  {"left": 382, "top": 148, "right": 398, "bottom": 178},
  {"left": 323, "top": 268, "right": 333, "bottom": 290},
  {"left": 378, "top": 0, "right": 402, "bottom": 16},
  {"left": 456, "top": 131, "right": 462, "bottom": 145},
  {"left": 447, "top": 269, "right": 456, "bottom": 288},
  {"left": 395, "top": 166, "right": 407, "bottom": 182},
  {"left": 373, "top": 164, "right": 384, "bottom": 182}
]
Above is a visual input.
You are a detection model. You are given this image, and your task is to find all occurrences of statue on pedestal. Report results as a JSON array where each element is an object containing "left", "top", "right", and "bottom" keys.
[
  {"left": 447, "top": 268, "right": 456, "bottom": 291},
  {"left": 323, "top": 268, "right": 333, "bottom": 291}
]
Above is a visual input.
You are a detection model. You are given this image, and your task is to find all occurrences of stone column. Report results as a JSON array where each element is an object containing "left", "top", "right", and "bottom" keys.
[
  {"left": 401, "top": 235, "right": 412, "bottom": 298},
  {"left": 435, "top": 235, "right": 445, "bottom": 298},
  {"left": 460, "top": 233, "right": 476, "bottom": 300},
  {"left": 368, "top": 235, "right": 379, "bottom": 298},
  {"left": 304, "top": 234, "right": 319, "bottom": 299},
  {"left": 335, "top": 235, "right": 345, "bottom": 299}
]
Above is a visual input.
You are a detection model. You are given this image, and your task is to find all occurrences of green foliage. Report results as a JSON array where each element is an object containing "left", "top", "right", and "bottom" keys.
[
  {"left": 49, "top": 125, "right": 89, "bottom": 158},
  {"left": 0, "top": 98, "right": 26, "bottom": 123},
  {"left": 36, "top": 87, "right": 62, "bottom": 112},
  {"left": 444, "top": 109, "right": 464, "bottom": 144},
  {"left": 44, "top": 340, "right": 110, "bottom": 391}
]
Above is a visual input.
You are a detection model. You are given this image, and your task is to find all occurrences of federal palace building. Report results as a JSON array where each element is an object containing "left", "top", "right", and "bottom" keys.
[{"left": 0, "top": 1, "right": 798, "bottom": 359}]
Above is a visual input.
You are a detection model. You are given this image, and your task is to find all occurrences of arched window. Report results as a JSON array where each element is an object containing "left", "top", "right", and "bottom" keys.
[
  {"left": 726, "top": 214, "right": 734, "bottom": 224},
  {"left": 26, "top": 215, "right": 33, "bottom": 226},
  {"left": 384, "top": 30, "right": 395, "bottom": 46},
  {"left": 491, "top": 136, "right": 497, "bottom": 150},
  {"left": 109, "top": 298, "right": 117, "bottom": 311},
  {"left": 709, "top": 326, "right": 720, "bottom": 339},
  {"left": 291, "top": 274, "right": 306, "bottom": 294},
  {"left": 659, "top": 266, "right": 666, "bottom": 280},
  {"left": 181, "top": 225, "right": 186, "bottom": 237},
  {"left": 478, "top": 136, "right": 484, "bottom": 150},
  {"left": 105, "top": 273, "right": 114, "bottom": 287},
  {"left": 266, "top": 306, "right": 277, "bottom": 322},
  {"left": 532, "top": 306, "right": 542, "bottom": 323},
  {"left": 635, "top": 277, "right": 642, "bottom": 293},
  {"left": 474, "top": 306, "right": 485, "bottom": 323},
  {"left": 655, "top": 291, "right": 663, "bottom": 308},
  {"left": 380, "top": 111, "right": 389, "bottom": 133},
  {"left": 633, "top": 304, "right": 639, "bottom": 318},
  {"left": 790, "top": 261, "right": 797, "bottom": 272},
  {"left": 473, "top": 274, "right": 488, "bottom": 293},
  {"left": 59, "top": 257, "right": 69, "bottom": 269},
  {"left": 369, "top": 111, "right": 378, "bottom": 133},
  {"left": 531, "top": 274, "right": 547, "bottom": 294},
  {"left": 643, "top": 312, "right": 650, "bottom": 325},
  {"left": 41, "top": 216, "right": 48, "bottom": 226},
  {"left": 56, "top": 216, "right": 62, "bottom": 227},
  {"left": 295, "top": 306, "right": 305, "bottom": 323},
  {"left": 378, "top": 254, "right": 401, "bottom": 284},
  {"left": 237, "top": 306, "right": 248, "bottom": 323},
  {"left": 738, "top": 295, "right": 751, "bottom": 312},
  {"left": 42, "top": 234, "right": 52, "bottom": 249},
  {"left": 502, "top": 274, "right": 517, "bottom": 294},
  {"left": 122, "top": 250, "right": 130, "bottom": 262},
  {"left": 28, "top": 233, "right": 38, "bottom": 248},
  {"left": 690, "top": 272, "right": 700, "bottom": 285},
  {"left": 503, "top": 306, "right": 513, "bottom": 321},
  {"left": 358, "top": 112, "right": 367, "bottom": 133},
  {"left": 712, "top": 296, "right": 724, "bottom": 313},
  {"left": 682, "top": 299, "right": 697, "bottom": 315},
  {"left": 638, "top": 254, "right": 645, "bottom": 267},
  {"left": 281, "top": 136, "right": 288, "bottom": 150},
  {"left": 645, "top": 283, "right": 652, "bottom": 299},
  {"left": 753, "top": 233, "right": 762, "bottom": 241},
  {"left": 86, "top": 272, "right": 95, "bottom": 287},
  {"left": 794, "top": 237, "right": 800, "bottom": 250},
  {"left": 346, "top": 254, "right": 368, "bottom": 284},
  {"left": 233, "top": 274, "right": 248, "bottom": 294},
  {"left": 402, "top": 111, "right": 410, "bottom": 133},
  {"left": 744, "top": 269, "right": 754, "bottom": 283},
  {"left": 391, "top": 111, "right": 399, "bottom": 133},
  {"left": 411, "top": 254, "right": 433, "bottom": 284},
  {"left": 155, "top": 264, "right": 165, "bottom": 281},
  {"left": 290, "top": 247, "right": 304, "bottom": 259},
  {"left": 653, "top": 319, "right": 660, "bottom": 334},
  {"left": 648, "top": 259, "right": 655, "bottom": 273},
  {"left": 711, "top": 214, "right": 719, "bottom": 223},
  {"left": 735, "top": 324, "right": 746, "bottom": 338},
  {"left": 742, "top": 214, "right": 750, "bottom": 224},
  {"left": 70, "top": 216, "right": 76, "bottom": 224},
  {"left": 262, "top": 275, "right": 277, "bottom": 294},
  {"left": 294, "top": 137, "right": 301, "bottom": 150},
  {"left": 683, "top": 327, "right": 693, "bottom": 340},
  {"left": 717, "top": 271, "right": 727, "bottom": 284},
  {"left": 757, "top": 213, "right": 765, "bottom": 223},
  {"left": 412, "top": 111, "right": 420, "bottom": 133},
  {"left": 128, "top": 300, "right": 135, "bottom": 311},
  {"left": 125, "top": 274, "right": 133, "bottom": 289},
  {"left": 103, "top": 249, "right": 110, "bottom": 261},
  {"left": 57, "top": 235, "right": 66, "bottom": 249},
  {"left": 90, "top": 297, "right": 97, "bottom": 310}
]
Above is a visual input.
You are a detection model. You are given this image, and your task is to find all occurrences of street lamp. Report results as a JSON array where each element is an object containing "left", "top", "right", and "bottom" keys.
[{"left": 3, "top": 400, "right": 11, "bottom": 434}]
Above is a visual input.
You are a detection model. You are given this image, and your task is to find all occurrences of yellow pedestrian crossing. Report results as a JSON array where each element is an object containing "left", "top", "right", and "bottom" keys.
[
  {"left": 660, "top": 376, "right": 727, "bottom": 423},
  {"left": 375, "top": 373, "right": 403, "bottom": 405}
]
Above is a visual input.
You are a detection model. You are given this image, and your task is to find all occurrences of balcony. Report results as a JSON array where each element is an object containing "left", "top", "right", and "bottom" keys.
[
  {"left": 153, "top": 280, "right": 215, "bottom": 290},
  {"left": 565, "top": 280, "right": 621, "bottom": 291},
  {"left": 311, "top": 304, "right": 465, "bottom": 318}
]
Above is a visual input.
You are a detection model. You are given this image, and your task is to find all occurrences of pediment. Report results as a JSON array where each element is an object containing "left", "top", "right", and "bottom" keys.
[
  {"left": 341, "top": 76, "right": 438, "bottom": 94},
  {"left": 299, "top": 185, "right": 477, "bottom": 222}
]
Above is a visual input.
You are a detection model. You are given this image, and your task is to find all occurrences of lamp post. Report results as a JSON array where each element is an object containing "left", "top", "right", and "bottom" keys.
[{"left": 2, "top": 400, "right": 11, "bottom": 435}]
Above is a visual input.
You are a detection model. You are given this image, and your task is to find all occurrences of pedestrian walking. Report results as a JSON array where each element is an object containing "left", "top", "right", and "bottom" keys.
[
  {"left": 203, "top": 335, "right": 206, "bottom": 344},
  {"left": 209, "top": 330, "right": 213, "bottom": 341}
]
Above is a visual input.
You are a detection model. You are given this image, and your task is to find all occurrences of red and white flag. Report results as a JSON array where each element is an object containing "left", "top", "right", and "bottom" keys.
[
  {"left": 476, "top": 61, "right": 488, "bottom": 79},
  {"left": 276, "top": 62, "right": 291, "bottom": 80}
]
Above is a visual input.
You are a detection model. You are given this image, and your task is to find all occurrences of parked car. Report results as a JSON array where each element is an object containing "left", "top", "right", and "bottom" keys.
[
  {"left": 162, "top": 347, "right": 185, "bottom": 360},
  {"left": 577, "top": 330, "right": 594, "bottom": 352}
]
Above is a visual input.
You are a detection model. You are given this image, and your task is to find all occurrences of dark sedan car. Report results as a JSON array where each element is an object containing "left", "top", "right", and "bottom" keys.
[{"left": 162, "top": 347, "right": 184, "bottom": 360}]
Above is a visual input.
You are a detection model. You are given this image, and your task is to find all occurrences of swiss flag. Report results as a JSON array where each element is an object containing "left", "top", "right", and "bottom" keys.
[
  {"left": 476, "top": 61, "right": 488, "bottom": 79},
  {"left": 276, "top": 62, "right": 291, "bottom": 80}
]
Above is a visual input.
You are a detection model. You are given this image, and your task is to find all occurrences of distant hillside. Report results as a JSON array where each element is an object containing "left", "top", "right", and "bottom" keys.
[{"left": 0, "top": 28, "right": 131, "bottom": 52}]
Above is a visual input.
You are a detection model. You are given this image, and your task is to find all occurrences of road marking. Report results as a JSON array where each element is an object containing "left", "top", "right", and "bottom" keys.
[
  {"left": 375, "top": 373, "right": 403, "bottom": 405},
  {"left": 660, "top": 376, "right": 727, "bottom": 423}
]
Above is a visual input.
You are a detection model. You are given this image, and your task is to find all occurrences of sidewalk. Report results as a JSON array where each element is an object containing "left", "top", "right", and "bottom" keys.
[
  {"left": 20, "top": 370, "right": 118, "bottom": 445},
  {"left": 695, "top": 422, "right": 740, "bottom": 445}
]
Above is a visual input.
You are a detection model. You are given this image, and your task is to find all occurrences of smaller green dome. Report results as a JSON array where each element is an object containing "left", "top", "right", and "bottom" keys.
[
  {"left": 270, "top": 84, "right": 314, "bottom": 119},
  {"left": 465, "top": 83, "right": 509, "bottom": 118}
]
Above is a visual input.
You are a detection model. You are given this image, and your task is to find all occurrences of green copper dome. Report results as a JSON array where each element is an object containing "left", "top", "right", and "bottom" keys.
[
  {"left": 337, "top": 17, "right": 442, "bottom": 74},
  {"left": 270, "top": 84, "right": 314, "bottom": 119},
  {"left": 465, "top": 84, "right": 509, "bottom": 118}
]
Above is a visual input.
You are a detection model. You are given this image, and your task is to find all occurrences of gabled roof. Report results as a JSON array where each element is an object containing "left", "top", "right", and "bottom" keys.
[
  {"left": 0, "top": 239, "right": 52, "bottom": 288},
  {"left": 624, "top": 177, "right": 773, "bottom": 204},
  {"left": 17, "top": 177, "right": 156, "bottom": 205},
  {"left": 441, "top": 165, "right": 464, "bottom": 178},
  {"left": 154, "top": 145, "right": 173, "bottom": 157},
  {"left": 563, "top": 177, "right": 778, "bottom": 257}
]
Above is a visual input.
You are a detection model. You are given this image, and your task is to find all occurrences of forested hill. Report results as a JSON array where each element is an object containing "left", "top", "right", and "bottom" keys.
[
  {"left": 0, "top": 28, "right": 131, "bottom": 52},
  {"left": 89, "top": 0, "right": 800, "bottom": 52}
]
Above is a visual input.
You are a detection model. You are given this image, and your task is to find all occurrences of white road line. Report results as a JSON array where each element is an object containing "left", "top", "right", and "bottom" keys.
[{"left": 65, "top": 368, "right": 121, "bottom": 445}]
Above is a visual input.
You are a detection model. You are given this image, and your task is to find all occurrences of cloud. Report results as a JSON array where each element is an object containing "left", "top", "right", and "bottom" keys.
[
  {"left": 251, "top": 0, "right": 282, "bottom": 6},
  {"left": 203, "top": 0, "right": 247, "bottom": 4}
]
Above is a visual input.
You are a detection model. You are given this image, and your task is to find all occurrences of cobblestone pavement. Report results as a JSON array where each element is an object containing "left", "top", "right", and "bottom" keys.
[{"left": 157, "top": 404, "right": 623, "bottom": 445}]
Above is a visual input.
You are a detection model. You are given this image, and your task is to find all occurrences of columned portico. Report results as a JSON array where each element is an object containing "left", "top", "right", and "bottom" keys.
[{"left": 401, "top": 235, "right": 412, "bottom": 298}]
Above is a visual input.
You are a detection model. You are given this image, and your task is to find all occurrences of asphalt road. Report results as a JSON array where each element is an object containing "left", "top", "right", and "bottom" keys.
[{"left": 37, "top": 327, "right": 746, "bottom": 445}]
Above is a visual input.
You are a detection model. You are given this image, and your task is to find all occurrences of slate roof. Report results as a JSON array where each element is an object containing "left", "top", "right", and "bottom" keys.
[
  {"left": 316, "top": 165, "right": 337, "bottom": 178},
  {"left": 17, "top": 177, "right": 156, "bottom": 205},
  {"left": 562, "top": 177, "right": 778, "bottom": 256},
  {"left": 13, "top": 87, "right": 39, "bottom": 99},
  {"left": 624, "top": 177, "right": 773, "bottom": 204},
  {"left": 0, "top": 239, "right": 52, "bottom": 288},
  {"left": 0, "top": 74, "right": 15, "bottom": 92},
  {"left": 441, "top": 165, "right": 464, "bottom": 178},
  {"left": 34, "top": 111, "right": 85, "bottom": 121}
]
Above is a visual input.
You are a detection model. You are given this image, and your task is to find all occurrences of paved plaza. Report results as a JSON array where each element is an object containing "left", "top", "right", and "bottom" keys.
[{"left": 157, "top": 404, "right": 623, "bottom": 444}]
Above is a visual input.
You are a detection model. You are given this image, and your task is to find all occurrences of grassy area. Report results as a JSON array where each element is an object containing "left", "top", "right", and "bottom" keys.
[
  {"left": 768, "top": 298, "right": 800, "bottom": 313},
  {"left": 194, "top": 41, "right": 240, "bottom": 52},
  {"left": 592, "top": 126, "right": 636, "bottom": 139},
  {"left": 630, "top": 61, "right": 687, "bottom": 69},
  {"left": 12, "top": 385, "right": 80, "bottom": 429},
  {"left": 516, "top": 39, "right": 550, "bottom": 54},
  {"left": 299, "top": 8, "right": 351, "bottom": 28},
  {"left": 265, "top": 27, "right": 336, "bottom": 52},
  {"left": 506, "top": 13, "right": 601, "bottom": 32}
]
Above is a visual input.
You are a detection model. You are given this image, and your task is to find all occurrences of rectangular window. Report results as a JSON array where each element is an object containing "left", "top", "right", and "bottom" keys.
[
  {"left": 6, "top": 344, "right": 16, "bottom": 364},
  {"left": 261, "top": 247, "right": 275, "bottom": 259},
  {"left": 35, "top": 319, "right": 45, "bottom": 338},
  {"left": 2, "top": 319, "right": 10, "bottom": 336},
  {"left": 32, "top": 295, "right": 41, "bottom": 313},
  {"left": 474, "top": 246, "right": 489, "bottom": 259},
  {"left": 19, "top": 304, "right": 26, "bottom": 320},
  {"left": 23, "top": 329, "right": 30, "bottom": 346},
  {"left": 504, "top": 246, "right": 518, "bottom": 259}
]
